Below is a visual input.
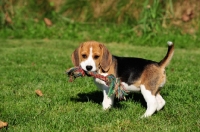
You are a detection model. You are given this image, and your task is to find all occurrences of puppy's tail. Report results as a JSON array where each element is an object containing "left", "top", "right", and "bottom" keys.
[{"left": 158, "top": 41, "right": 174, "bottom": 69}]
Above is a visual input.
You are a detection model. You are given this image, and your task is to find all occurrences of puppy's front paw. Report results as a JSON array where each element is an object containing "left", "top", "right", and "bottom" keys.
[{"left": 102, "top": 100, "right": 113, "bottom": 110}]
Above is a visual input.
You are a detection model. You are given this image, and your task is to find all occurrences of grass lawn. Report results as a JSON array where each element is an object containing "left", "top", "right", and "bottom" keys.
[{"left": 0, "top": 39, "right": 200, "bottom": 131}]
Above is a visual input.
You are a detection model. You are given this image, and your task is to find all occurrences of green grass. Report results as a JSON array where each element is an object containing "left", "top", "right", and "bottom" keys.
[
  {"left": 0, "top": 40, "right": 200, "bottom": 131},
  {"left": 1, "top": 22, "right": 200, "bottom": 49}
]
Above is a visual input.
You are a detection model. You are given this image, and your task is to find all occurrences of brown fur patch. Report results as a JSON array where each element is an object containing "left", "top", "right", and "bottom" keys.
[{"left": 140, "top": 64, "right": 165, "bottom": 95}]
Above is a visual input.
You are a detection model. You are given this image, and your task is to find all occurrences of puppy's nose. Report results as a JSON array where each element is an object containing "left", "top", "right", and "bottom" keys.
[{"left": 86, "top": 65, "right": 93, "bottom": 71}]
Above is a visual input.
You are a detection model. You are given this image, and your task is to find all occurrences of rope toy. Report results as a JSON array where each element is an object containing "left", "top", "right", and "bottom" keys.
[{"left": 66, "top": 66, "right": 128, "bottom": 100}]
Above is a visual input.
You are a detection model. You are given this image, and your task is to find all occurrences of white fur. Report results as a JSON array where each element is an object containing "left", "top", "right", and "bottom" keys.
[
  {"left": 156, "top": 94, "right": 166, "bottom": 111},
  {"left": 167, "top": 41, "right": 173, "bottom": 46},
  {"left": 121, "top": 82, "right": 140, "bottom": 92},
  {"left": 80, "top": 47, "right": 96, "bottom": 71},
  {"left": 140, "top": 85, "right": 157, "bottom": 118},
  {"left": 94, "top": 73, "right": 115, "bottom": 110},
  {"left": 102, "top": 89, "right": 115, "bottom": 110}
]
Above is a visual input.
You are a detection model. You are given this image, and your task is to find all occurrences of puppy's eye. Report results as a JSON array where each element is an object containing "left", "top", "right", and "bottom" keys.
[
  {"left": 94, "top": 55, "right": 99, "bottom": 59},
  {"left": 82, "top": 54, "right": 87, "bottom": 58}
]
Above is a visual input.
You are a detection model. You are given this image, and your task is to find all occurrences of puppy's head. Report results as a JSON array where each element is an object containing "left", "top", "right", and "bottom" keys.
[{"left": 71, "top": 41, "right": 112, "bottom": 72}]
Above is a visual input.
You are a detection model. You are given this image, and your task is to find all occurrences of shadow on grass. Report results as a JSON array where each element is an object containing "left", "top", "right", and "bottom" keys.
[{"left": 70, "top": 91, "right": 147, "bottom": 109}]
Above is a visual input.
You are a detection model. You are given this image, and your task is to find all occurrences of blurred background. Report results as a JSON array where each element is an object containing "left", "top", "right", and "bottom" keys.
[{"left": 0, "top": 0, "right": 200, "bottom": 48}]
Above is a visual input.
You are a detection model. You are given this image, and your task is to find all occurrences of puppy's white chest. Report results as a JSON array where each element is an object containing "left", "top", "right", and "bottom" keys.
[{"left": 94, "top": 73, "right": 108, "bottom": 85}]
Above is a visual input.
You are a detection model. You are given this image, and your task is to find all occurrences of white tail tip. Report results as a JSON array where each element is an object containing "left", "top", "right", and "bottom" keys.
[{"left": 167, "top": 41, "right": 173, "bottom": 46}]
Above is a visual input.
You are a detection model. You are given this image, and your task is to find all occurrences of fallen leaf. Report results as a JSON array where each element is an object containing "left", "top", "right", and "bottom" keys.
[
  {"left": 0, "top": 121, "right": 8, "bottom": 129},
  {"left": 35, "top": 89, "right": 43, "bottom": 96},
  {"left": 44, "top": 18, "right": 53, "bottom": 26}
]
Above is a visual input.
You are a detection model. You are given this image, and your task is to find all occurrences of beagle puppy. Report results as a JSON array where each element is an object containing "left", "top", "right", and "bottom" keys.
[{"left": 71, "top": 41, "right": 174, "bottom": 117}]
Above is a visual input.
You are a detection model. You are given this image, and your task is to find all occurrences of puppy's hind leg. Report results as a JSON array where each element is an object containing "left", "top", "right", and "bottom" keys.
[
  {"left": 140, "top": 85, "right": 158, "bottom": 118},
  {"left": 156, "top": 93, "right": 166, "bottom": 111}
]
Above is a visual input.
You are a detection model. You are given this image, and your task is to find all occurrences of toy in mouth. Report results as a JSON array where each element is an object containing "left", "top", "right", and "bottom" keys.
[{"left": 66, "top": 66, "right": 128, "bottom": 100}]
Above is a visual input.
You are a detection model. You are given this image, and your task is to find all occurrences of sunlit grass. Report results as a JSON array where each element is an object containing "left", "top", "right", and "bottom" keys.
[{"left": 0, "top": 40, "right": 200, "bottom": 131}]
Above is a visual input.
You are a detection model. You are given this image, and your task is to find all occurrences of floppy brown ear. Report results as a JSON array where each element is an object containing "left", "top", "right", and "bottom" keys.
[
  {"left": 71, "top": 46, "right": 80, "bottom": 66},
  {"left": 100, "top": 44, "right": 112, "bottom": 72}
]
